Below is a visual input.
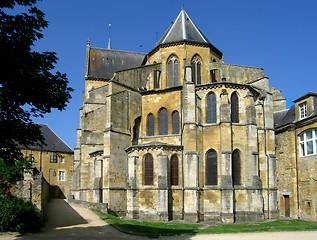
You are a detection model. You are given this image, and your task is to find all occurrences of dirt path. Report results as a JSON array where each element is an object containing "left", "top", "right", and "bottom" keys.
[{"left": 0, "top": 199, "right": 316, "bottom": 239}]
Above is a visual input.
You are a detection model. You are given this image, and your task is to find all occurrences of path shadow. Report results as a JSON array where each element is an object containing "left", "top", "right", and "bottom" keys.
[{"left": 43, "top": 199, "right": 87, "bottom": 229}]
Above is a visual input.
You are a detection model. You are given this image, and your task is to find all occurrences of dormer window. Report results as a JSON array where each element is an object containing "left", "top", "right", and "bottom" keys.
[{"left": 299, "top": 102, "right": 307, "bottom": 119}]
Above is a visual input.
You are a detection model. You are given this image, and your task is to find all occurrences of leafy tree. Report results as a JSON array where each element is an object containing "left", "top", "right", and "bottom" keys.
[{"left": 0, "top": 0, "right": 73, "bottom": 166}]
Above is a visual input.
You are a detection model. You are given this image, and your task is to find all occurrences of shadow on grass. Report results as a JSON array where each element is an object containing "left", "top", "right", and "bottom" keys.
[{"left": 112, "top": 223, "right": 199, "bottom": 238}]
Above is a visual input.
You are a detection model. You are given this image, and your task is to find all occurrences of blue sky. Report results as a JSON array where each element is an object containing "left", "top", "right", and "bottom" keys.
[{"left": 28, "top": 0, "right": 317, "bottom": 148}]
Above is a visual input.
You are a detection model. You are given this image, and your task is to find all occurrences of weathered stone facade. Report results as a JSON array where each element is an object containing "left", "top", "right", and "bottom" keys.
[
  {"left": 20, "top": 124, "right": 74, "bottom": 198},
  {"left": 275, "top": 93, "right": 317, "bottom": 221},
  {"left": 73, "top": 9, "right": 285, "bottom": 222}
]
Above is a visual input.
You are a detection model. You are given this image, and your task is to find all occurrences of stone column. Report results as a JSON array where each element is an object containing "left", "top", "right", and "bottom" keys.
[
  {"left": 219, "top": 89, "right": 234, "bottom": 223},
  {"left": 127, "top": 155, "right": 139, "bottom": 219},
  {"left": 157, "top": 153, "right": 168, "bottom": 221}
]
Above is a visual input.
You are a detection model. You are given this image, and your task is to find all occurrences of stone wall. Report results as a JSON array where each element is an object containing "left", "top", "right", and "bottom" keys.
[{"left": 12, "top": 168, "right": 50, "bottom": 217}]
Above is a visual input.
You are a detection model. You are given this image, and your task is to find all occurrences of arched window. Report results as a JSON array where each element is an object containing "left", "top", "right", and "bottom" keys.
[
  {"left": 192, "top": 55, "right": 202, "bottom": 85},
  {"left": 147, "top": 113, "right": 154, "bottom": 136},
  {"left": 205, "top": 149, "right": 217, "bottom": 185},
  {"left": 231, "top": 92, "right": 239, "bottom": 123},
  {"left": 206, "top": 92, "right": 217, "bottom": 123},
  {"left": 153, "top": 70, "right": 161, "bottom": 89},
  {"left": 159, "top": 108, "right": 168, "bottom": 135},
  {"left": 170, "top": 155, "right": 179, "bottom": 186},
  {"left": 232, "top": 149, "right": 241, "bottom": 186},
  {"left": 172, "top": 111, "right": 180, "bottom": 134},
  {"left": 299, "top": 128, "right": 317, "bottom": 156},
  {"left": 168, "top": 55, "right": 179, "bottom": 87},
  {"left": 144, "top": 153, "right": 154, "bottom": 185}
]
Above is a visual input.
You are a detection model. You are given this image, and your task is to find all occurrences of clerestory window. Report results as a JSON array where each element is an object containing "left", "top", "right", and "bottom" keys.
[
  {"left": 191, "top": 55, "right": 202, "bottom": 85},
  {"left": 168, "top": 55, "right": 179, "bottom": 87}
]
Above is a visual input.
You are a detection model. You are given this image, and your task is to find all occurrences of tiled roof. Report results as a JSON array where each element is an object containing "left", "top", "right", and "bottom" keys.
[
  {"left": 86, "top": 48, "right": 146, "bottom": 80},
  {"left": 154, "top": 9, "right": 222, "bottom": 57},
  {"left": 21, "top": 124, "right": 73, "bottom": 153}
]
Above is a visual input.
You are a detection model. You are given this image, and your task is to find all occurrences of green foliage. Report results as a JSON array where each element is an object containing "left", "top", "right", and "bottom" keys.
[
  {"left": 0, "top": 0, "right": 74, "bottom": 165},
  {"left": 0, "top": 194, "right": 43, "bottom": 233},
  {"left": 0, "top": 158, "right": 31, "bottom": 184}
]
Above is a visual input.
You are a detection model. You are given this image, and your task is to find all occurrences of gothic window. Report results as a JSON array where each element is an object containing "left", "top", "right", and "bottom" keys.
[
  {"left": 147, "top": 113, "right": 155, "bottom": 136},
  {"left": 159, "top": 108, "right": 168, "bottom": 135},
  {"left": 299, "top": 128, "right": 317, "bottom": 156},
  {"left": 144, "top": 153, "right": 154, "bottom": 185},
  {"left": 192, "top": 55, "right": 202, "bottom": 85},
  {"left": 170, "top": 154, "right": 179, "bottom": 186},
  {"left": 206, "top": 92, "right": 217, "bottom": 123},
  {"left": 168, "top": 55, "right": 179, "bottom": 87},
  {"left": 154, "top": 70, "right": 161, "bottom": 89},
  {"left": 232, "top": 149, "right": 241, "bottom": 186},
  {"left": 231, "top": 92, "right": 239, "bottom": 123},
  {"left": 205, "top": 149, "right": 218, "bottom": 185},
  {"left": 172, "top": 110, "right": 180, "bottom": 134}
]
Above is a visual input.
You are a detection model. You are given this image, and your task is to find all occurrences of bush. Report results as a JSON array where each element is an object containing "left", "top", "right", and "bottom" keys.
[{"left": 0, "top": 194, "right": 43, "bottom": 233}]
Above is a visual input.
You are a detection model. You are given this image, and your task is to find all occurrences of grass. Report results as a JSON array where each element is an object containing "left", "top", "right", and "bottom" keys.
[{"left": 94, "top": 210, "right": 317, "bottom": 237}]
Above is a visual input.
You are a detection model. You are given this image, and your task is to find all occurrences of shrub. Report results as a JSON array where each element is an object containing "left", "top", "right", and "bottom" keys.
[{"left": 0, "top": 194, "right": 43, "bottom": 233}]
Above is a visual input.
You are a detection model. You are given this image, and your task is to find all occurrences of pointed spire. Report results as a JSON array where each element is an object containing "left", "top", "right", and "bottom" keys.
[
  {"left": 156, "top": 9, "right": 210, "bottom": 46},
  {"left": 107, "top": 23, "right": 112, "bottom": 49}
]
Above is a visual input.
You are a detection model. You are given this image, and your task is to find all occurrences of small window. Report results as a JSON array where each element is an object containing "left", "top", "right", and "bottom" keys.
[
  {"left": 210, "top": 69, "right": 220, "bottom": 82},
  {"left": 299, "top": 129, "right": 317, "bottom": 156},
  {"left": 299, "top": 102, "right": 307, "bottom": 119},
  {"left": 144, "top": 153, "right": 154, "bottom": 185},
  {"left": 61, "top": 156, "right": 65, "bottom": 163},
  {"left": 171, "top": 155, "right": 179, "bottom": 186},
  {"left": 147, "top": 113, "right": 155, "bottom": 136},
  {"left": 59, "top": 171, "right": 65, "bottom": 181},
  {"left": 50, "top": 152, "right": 57, "bottom": 163},
  {"left": 154, "top": 70, "right": 161, "bottom": 89},
  {"left": 172, "top": 111, "right": 180, "bottom": 134},
  {"left": 159, "top": 108, "right": 168, "bottom": 135}
]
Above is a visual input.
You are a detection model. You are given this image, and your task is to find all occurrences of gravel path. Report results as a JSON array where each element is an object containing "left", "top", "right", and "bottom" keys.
[{"left": 0, "top": 199, "right": 316, "bottom": 240}]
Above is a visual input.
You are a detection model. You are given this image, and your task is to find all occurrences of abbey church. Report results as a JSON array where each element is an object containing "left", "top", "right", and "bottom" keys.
[{"left": 71, "top": 9, "right": 309, "bottom": 223}]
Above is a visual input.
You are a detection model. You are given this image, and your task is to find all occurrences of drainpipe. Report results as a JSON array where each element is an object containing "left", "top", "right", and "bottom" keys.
[{"left": 294, "top": 124, "right": 300, "bottom": 218}]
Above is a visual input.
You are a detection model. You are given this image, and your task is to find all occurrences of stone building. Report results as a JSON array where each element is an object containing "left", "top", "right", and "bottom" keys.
[
  {"left": 20, "top": 124, "right": 74, "bottom": 198},
  {"left": 275, "top": 92, "right": 317, "bottom": 220},
  {"left": 73, "top": 9, "right": 286, "bottom": 222}
]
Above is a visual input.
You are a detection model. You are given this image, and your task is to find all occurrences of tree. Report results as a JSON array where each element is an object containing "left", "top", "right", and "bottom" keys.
[{"left": 0, "top": 0, "right": 73, "bottom": 165}]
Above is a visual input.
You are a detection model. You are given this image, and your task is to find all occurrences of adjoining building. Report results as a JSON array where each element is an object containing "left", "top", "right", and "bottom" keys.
[
  {"left": 20, "top": 124, "right": 74, "bottom": 198},
  {"left": 275, "top": 92, "right": 317, "bottom": 220},
  {"left": 72, "top": 9, "right": 287, "bottom": 223}
]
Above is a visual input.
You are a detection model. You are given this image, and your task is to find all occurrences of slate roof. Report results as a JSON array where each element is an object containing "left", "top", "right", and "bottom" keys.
[
  {"left": 274, "top": 107, "right": 295, "bottom": 128},
  {"left": 86, "top": 48, "right": 146, "bottom": 80},
  {"left": 20, "top": 124, "right": 73, "bottom": 153},
  {"left": 154, "top": 9, "right": 222, "bottom": 57}
]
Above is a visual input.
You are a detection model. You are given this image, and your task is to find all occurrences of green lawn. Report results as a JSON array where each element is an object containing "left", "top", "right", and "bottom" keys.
[{"left": 94, "top": 210, "right": 317, "bottom": 237}]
